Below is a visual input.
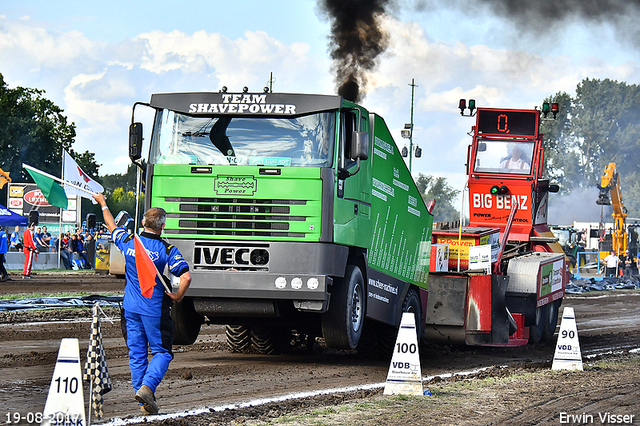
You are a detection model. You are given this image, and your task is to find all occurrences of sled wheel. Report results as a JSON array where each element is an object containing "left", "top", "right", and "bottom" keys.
[
  {"left": 542, "top": 299, "right": 561, "bottom": 343},
  {"left": 528, "top": 304, "right": 548, "bottom": 344}
]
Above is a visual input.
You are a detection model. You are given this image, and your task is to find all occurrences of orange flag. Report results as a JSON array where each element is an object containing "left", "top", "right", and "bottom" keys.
[
  {"left": 134, "top": 234, "right": 159, "bottom": 298},
  {"left": 0, "top": 167, "right": 12, "bottom": 189}
]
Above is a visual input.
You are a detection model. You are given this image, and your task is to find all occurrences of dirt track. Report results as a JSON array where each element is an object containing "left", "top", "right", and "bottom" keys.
[{"left": 1, "top": 273, "right": 639, "bottom": 425}]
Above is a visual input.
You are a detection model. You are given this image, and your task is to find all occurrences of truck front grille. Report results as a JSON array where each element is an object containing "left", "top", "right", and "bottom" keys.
[{"left": 163, "top": 197, "right": 311, "bottom": 238}]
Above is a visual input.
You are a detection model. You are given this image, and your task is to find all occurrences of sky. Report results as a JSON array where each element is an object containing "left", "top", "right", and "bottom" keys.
[{"left": 1, "top": 0, "right": 639, "bottom": 223}]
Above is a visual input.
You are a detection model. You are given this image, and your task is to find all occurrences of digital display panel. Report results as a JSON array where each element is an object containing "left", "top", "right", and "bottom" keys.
[{"left": 476, "top": 109, "right": 538, "bottom": 137}]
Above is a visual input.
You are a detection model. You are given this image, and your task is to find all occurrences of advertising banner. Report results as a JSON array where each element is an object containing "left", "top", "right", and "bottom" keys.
[{"left": 7, "top": 183, "right": 78, "bottom": 225}]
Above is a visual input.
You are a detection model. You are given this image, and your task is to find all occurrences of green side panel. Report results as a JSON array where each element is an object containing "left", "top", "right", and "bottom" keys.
[
  {"left": 150, "top": 164, "right": 323, "bottom": 242},
  {"left": 368, "top": 114, "right": 433, "bottom": 289}
]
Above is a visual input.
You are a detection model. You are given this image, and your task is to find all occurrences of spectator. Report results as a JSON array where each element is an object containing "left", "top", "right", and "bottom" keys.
[
  {"left": 622, "top": 250, "right": 636, "bottom": 277},
  {"left": 85, "top": 233, "right": 95, "bottom": 265},
  {"left": 10, "top": 225, "right": 21, "bottom": 251},
  {"left": 57, "top": 233, "right": 72, "bottom": 270},
  {"left": 0, "top": 227, "right": 9, "bottom": 281},
  {"left": 41, "top": 226, "right": 52, "bottom": 251},
  {"left": 604, "top": 251, "right": 619, "bottom": 277},
  {"left": 34, "top": 227, "right": 48, "bottom": 252},
  {"left": 70, "top": 233, "right": 91, "bottom": 269}
]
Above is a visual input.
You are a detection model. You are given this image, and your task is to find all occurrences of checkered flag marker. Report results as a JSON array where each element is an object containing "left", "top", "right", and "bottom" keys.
[{"left": 83, "top": 302, "right": 112, "bottom": 421}]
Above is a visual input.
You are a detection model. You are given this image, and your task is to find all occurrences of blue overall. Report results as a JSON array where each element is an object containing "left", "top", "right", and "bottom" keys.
[{"left": 112, "top": 228, "right": 189, "bottom": 394}]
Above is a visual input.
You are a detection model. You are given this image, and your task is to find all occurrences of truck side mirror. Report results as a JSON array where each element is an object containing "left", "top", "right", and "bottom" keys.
[
  {"left": 351, "top": 131, "right": 369, "bottom": 161},
  {"left": 129, "top": 122, "right": 143, "bottom": 161},
  {"left": 339, "top": 131, "right": 369, "bottom": 180},
  {"left": 549, "top": 184, "right": 560, "bottom": 193}
]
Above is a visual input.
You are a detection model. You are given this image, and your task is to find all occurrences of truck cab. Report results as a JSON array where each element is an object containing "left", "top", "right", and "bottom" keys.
[{"left": 128, "top": 90, "right": 433, "bottom": 357}]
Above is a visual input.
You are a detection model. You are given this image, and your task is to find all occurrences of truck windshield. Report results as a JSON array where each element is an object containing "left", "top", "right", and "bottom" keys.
[
  {"left": 149, "top": 110, "right": 335, "bottom": 167},
  {"left": 473, "top": 140, "right": 534, "bottom": 175}
]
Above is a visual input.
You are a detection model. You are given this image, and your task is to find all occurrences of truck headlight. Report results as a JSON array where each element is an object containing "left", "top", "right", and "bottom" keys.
[
  {"left": 275, "top": 277, "right": 287, "bottom": 289},
  {"left": 306, "top": 277, "right": 319, "bottom": 290},
  {"left": 291, "top": 277, "right": 303, "bottom": 289}
]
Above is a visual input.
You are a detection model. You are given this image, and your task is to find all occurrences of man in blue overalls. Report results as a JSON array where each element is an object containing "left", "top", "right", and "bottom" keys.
[{"left": 93, "top": 193, "right": 191, "bottom": 415}]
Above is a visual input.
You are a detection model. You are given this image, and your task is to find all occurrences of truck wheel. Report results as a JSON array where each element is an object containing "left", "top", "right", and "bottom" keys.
[
  {"left": 378, "top": 324, "right": 397, "bottom": 360},
  {"left": 528, "top": 304, "right": 548, "bottom": 344},
  {"left": 542, "top": 299, "right": 561, "bottom": 343},
  {"left": 322, "top": 264, "right": 365, "bottom": 349},
  {"left": 402, "top": 288, "right": 423, "bottom": 344},
  {"left": 356, "top": 320, "right": 379, "bottom": 359},
  {"left": 378, "top": 288, "right": 423, "bottom": 359},
  {"left": 171, "top": 297, "right": 203, "bottom": 345},
  {"left": 226, "top": 325, "right": 251, "bottom": 353}
]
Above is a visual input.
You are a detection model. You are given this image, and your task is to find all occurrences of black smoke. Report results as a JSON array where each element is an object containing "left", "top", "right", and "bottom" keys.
[
  {"left": 426, "top": 0, "right": 640, "bottom": 46},
  {"left": 475, "top": 0, "right": 638, "bottom": 25},
  {"left": 318, "top": 0, "right": 640, "bottom": 102},
  {"left": 318, "top": 0, "right": 394, "bottom": 102}
]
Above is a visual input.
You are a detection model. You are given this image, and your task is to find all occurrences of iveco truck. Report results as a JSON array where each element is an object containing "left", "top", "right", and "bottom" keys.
[{"left": 128, "top": 90, "right": 434, "bottom": 357}]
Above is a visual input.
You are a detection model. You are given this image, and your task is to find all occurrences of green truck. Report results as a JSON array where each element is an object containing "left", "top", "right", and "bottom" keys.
[{"left": 128, "top": 90, "right": 434, "bottom": 357}]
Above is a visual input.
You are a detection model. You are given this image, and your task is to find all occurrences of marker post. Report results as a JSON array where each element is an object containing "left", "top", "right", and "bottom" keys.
[
  {"left": 383, "top": 312, "right": 424, "bottom": 396},
  {"left": 552, "top": 307, "right": 583, "bottom": 371},
  {"left": 41, "top": 338, "right": 87, "bottom": 426}
]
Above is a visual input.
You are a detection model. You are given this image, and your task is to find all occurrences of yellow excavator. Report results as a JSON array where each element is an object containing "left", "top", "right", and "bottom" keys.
[{"left": 596, "top": 162, "right": 627, "bottom": 256}]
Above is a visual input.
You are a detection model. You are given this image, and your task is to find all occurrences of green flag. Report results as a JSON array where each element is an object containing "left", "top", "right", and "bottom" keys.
[{"left": 24, "top": 165, "right": 69, "bottom": 209}]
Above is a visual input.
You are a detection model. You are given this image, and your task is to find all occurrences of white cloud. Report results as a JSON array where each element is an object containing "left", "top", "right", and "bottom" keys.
[{"left": 0, "top": 20, "right": 98, "bottom": 70}]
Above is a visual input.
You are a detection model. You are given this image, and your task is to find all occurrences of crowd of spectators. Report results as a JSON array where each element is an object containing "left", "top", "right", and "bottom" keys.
[{"left": 4, "top": 225, "right": 94, "bottom": 270}]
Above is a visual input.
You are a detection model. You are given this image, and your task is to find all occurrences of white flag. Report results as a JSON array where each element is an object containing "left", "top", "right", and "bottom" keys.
[{"left": 63, "top": 150, "right": 104, "bottom": 200}]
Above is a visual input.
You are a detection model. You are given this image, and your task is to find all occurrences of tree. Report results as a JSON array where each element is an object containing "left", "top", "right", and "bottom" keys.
[
  {"left": 415, "top": 173, "right": 460, "bottom": 223},
  {"left": 0, "top": 72, "right": 101, "bottom": 200},
  {"left": 101, "top": 164, "right": 139, "bottom": 193},
  {"left": 539, "top": 92, "right": 580, "bottom": 192},
  {"left": 90, "top": 164, "right": 144, "bottom": 225},
  {"left": 540, "top": 78, "right": 640, "bottom": 217}
]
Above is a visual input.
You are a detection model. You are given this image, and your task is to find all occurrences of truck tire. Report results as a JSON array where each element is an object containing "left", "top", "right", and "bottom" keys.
[
  {"left": 378, "top": 288, "right": 423, "bottom": 359},
  {"left": 402, "top": 288, "right": 423, "bottom": 344},
  {"left": 542, "top": 299, "right": 561, "bottom": 343},
  {"left": 378, "top": 324, "right": 397, "bottom": 360},
  {"left": 250, "top": 326, "right": 292, "bottom": 354},
  {"left": 528, "top": 304, "right": 548, "bottom": 344},
  {"left": 322, "top": 264, "right": 365, "bottom": 349},
  {"left": 356, "top": 320, "right": 379, "bottom": 359},
  {"left": 171, "top": 297, "right": 203, "bottom": 345},
  {"left": 226, "top": 325, "right": 251, "bottom": 353}
]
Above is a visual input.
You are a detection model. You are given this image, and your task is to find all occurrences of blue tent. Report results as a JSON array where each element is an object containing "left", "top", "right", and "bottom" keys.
[{"left": 0, "top": 205, "right": 28, "bottom": 227}]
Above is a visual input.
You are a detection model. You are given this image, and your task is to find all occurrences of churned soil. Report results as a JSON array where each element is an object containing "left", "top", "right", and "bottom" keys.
[{"left": 1, "top": 274, "right": 639, "bottom": 425}]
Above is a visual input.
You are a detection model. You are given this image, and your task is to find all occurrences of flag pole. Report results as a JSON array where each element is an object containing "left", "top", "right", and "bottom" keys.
[
  {"left": 57, "top": 154, "right": 64, "bottom": 269},
  {"left": 22, "top": 164, "right": 97, "bottom": 196}
]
